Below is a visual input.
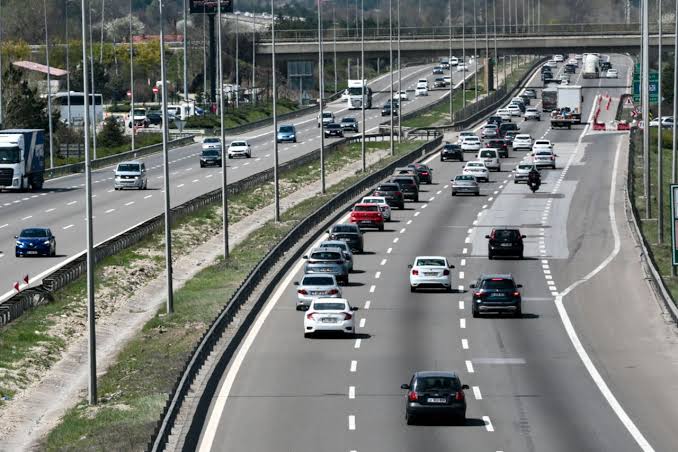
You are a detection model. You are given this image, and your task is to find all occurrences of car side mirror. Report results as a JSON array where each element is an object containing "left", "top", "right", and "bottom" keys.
[
  {"left": 293, "top": 281, "right": 299, "bottom": 286},
  {"left": 469, "top": 284, "right": 476, "bottom": 288},
  {"left": 303, "top": 255, "right": 308, "bottom": 259},
  {"left": 461, "top": 384, "right": 470, "bottom": 390},
  {"left": 484, "top": 235, "right": 490, "bottom": 239},
  {"left": 408, "top": 264, "right": 413, "bottom": 269},
  {"left": 351, "top": 306, "right": 359, "bottom": 311},
  {"left": 301, "top": 305, "right": 310, "bottom": 311},
  {"left": 14, "top": 235, "right": 18, "bottom": 239},
  {"left": 400, "top": 384, "right": 410, "bottom": 390},
  {"left": 521, "top": 235, "right": 526, "bottom": 239},
  {"left": 517, "top": 284, "right": 523, "bottom": 288},
  {"left": 449, "top": 265, "right": 455, "bottom": 269}
]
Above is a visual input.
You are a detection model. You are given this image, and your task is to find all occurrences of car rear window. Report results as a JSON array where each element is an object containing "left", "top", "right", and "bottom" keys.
[
  {"left": 376, "top": 185, "right": 398, "bottom": 191},
  {"left": 231, "top": 141, "right": 247, "bottom": 147},
  {"left": 321, "top": 241, "right": 348, "bottom": 251},
  {"left": 313, "top": 302, "right": 347, "bottom": 311},
  {"left": 302, "top": 276, "right": 335, "bottom": 286},
  {"left": 415, "top": 377, "right": 460, "bottom": 391},
  {"left": 310, "top": 251, "right": 342, "bottom": 260},
  {"left": 455, "top": 175, "right": 475, "bottom": 181},
  {"left": 494, "top": 230, "right": 520, "bottom": 240},
  {"left": 416, "top": 258, "right": 446, "bottom": 266},
  {"left": 479, "top": 150, "right": 496, "bottom": 158},
  {"left": 536, "top": 151, "right": 552, "bottom": 156},
  {"left": 444, "top": 144, "right": 461, "bottom": 150},
  {"left": 202, "top": 150, "right": 219, "bottom": 156},
  {"left": 354, "top": 205, "right": 379, "bottom": 212},
  {"left": 481, "top": 278, "right": 517, "bottom": 290},
  {"left": 204, "top": 138, "right": 220, "bottom": 143},
  {"left": 332, "top": 225, "right": 359, "bottom": 233},
  {"left": 393, "top": 178, "right": 415, "bottom": 184}
]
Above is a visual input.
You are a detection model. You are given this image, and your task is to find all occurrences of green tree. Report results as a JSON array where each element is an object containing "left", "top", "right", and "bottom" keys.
[
  {"left": 97, "top": 116, "right": 126, "bottom": 148},
  {"left": 1, "top": 65, "right": 57, "bottom": 131}
]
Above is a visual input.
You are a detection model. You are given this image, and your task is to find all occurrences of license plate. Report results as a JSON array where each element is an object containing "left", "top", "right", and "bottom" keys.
[
  {"left": 501, "top": 243, "right": 513, "bottom": 247},
  {"left": 310, "top": 291, "right": 322, "bottom": 295},
  {"left": 27, "top": 251, "right": 38, "bottom": 255},
  {"left": 485, "top": 159, "right": 493, "bottom": 163},
  {"left": 424, "top": 272, "right": 437, "bottom": 276},
  {"left": 427, "top": 398, "right": 446, "bottom": 403},
  {"left": 489, "top": 292, "right": 504, "bottom": 298},
  {"left": 359, "top": 221, "right": 372, "bottom": 225},
  {"left": 322, "top": 318, "right": 337, "bottom": 323}
]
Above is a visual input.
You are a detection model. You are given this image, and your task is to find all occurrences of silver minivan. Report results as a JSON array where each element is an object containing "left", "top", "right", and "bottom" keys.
[{"left": 114, "top": 161, "right": 148, "bottom": 190}]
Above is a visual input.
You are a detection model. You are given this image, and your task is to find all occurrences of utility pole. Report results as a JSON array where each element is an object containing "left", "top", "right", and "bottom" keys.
[
  {"left": 65, "top": 0, "right": 72, "bottom": 129},
  {"left": 0, "top": 0, "right": 3, "bottom": 128},
  {"left": 484, "top": 0, "right": 489, "bottom": 92},
  {"left": 272, "top": 0, "right": 279, "bottom": 220},
  {"left": 235, "top": 5, "right": 240, "bottom": 108},
  {"left": 448, "top": 0, "right": 453, "bottom": 122},
  {"left": 672, "top": 0, "right": 677, "bottom": 275},
  {"left": 397, "top": 0, "right": 401, "bottom": 141},
  {"left": 88, "top": 7, "right": 98, "bottom": 159},
  {"left": 361, "top": 0, "right": 366, "bottom": 171},
  {"left": 493, "top": 0, "right": 498, "bottom": 90},
  {"left": 389, "top": 0, "right": 394, "bottom": 156},
  {"left": 462, "top": 0, "right": 466, "bottom": 107},
  {"left": 129, "top": 0, "right": 135, "bottom": 152},
  {"left": 642, "top": 0, "right": 651, "bottom": 218},
  {"left": 183, "top": 0, "right": 188, "bottom": 104},
  {"left": 43, "top": 0, "right": 54, "bottom": 169},
  {"left": 159, "top": 0, "right": 175, "bottom": 311},
  {"left": 251, "top": 11, "right": 256, "bottom": 103},
  {"left": 217, "top": 0, "right": 229, "bottom": 256},
  {"left": 99, "top": 0, "right": 105, "bottom": 63},
  {"left": 333, "top": 3, "right": 337, "bottom": 94},
  {"left": 658, "top": 0, "right": 663, "bottom": 243},
  {"left": 79, "top": 0, "right": 96, "bottom": 406},
  {"left": 473, "top": 0, "right": 478, "bottom": 100},
  {"left": 318, "top": 0, "right": 326, "bottom": 193}
]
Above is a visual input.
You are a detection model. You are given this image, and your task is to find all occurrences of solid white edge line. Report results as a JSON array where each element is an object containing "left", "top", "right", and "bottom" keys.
[{"left": 553, "top": 138, "right": 655, "bottom": 452}]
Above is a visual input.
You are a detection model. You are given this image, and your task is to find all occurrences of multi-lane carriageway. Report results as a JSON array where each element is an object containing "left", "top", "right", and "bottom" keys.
[
  {"left": 196, "top": 55, "right": 678, "bottom": 452},
  {"left": 0, "top": 61, "right": 476, "bottom": 302}
]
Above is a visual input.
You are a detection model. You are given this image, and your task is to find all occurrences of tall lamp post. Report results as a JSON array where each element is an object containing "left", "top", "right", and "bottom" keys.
[
  {"left": 462, "top": 0, "right": 466, "bottom": 107},
  {"left": 0, "top": 0, "right": 3, "bottom": 128},
  {"left": 43, "top": 0, "right": 54, "bottom": 169},
  {"left": 657, "top": 0, "right": 663, "bottom": 243},
  {"left": 129, "top": 0, "right": 135, "bottom": 152},
  {"left": 448, "top": 0, "right": 453, "bottom": 122},
  {"left": 473, "top": 0, "right": 478, "bottom": 100},
  {"left": 183, "top": 0, "right": 188, "bottom": 103},
  {"left": 642, "top": 0, "right": 650, "bottom": 218},
  {"left": 318, "top": 0, "right": 326, "bottom": 193},
  {"left": 217, "top": 0, "right": 229, "bottom": 255},
  {"left": 397, "top": 0, "right": 401, "bottom": 141},
  {"left": 272, "top": 0, "right": 279, "bottom": 220},
  {"left": 389, "top": 0, "right": 394, "bottom": 155},
  {"left": 360, "top": 0, "right": 366, "bottom": 171}
]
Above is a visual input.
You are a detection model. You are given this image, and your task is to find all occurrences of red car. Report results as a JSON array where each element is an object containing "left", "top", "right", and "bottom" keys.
[{"left": 350, "top": 203, "right": 385, "bottom": 231}]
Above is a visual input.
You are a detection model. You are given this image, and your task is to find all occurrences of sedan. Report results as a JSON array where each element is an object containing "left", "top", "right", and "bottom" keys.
[
  {"left": 202, "top": 137, "right": 222, "bottom": 151},
  {"left": 481, "top": 124, "right": 499, "bottom": 139},
  {"left": 340, "top": 117, "right": 359, "bottom": 132},
  {"left": 441, "top": 143, "right": 464, "bottom": 161},
  {"left": 451, "top": 174, "right": 480, "bottom": 196},
  {"left": 456, "top": 63, "right": 468, "bottom": 72},
  {"left": 533, "top": 149, "right": 557, "bottom": 169},
  {"left": 432, "top": 66, "right": 444, "bottom": 74},
  {"left": 295, "top": 274, "right": 342, "bottom": 310},
  {"left": 398, "top": 90, "right": 409, "bottom": 101},
  {"left": 406, "top": 163, "right": 433, "bottom": 184},
  {"left": 416, "top": 86, "right": 429, "bottom": 96},
  {"left": 409, "top": 256, "right": 454, "bottom": 292},
  {"left": 649, "top": 116, "right": 674, "bottom": 128},
  {"left": 324, "top": 123, "right": 344, "bottom": 138},
  {"left": 401, "top": 371, "right": 469, "bottom": 425},
  {"left": 522, "top": 89, "right": 537, "bottom": 99},
  {"left": 433, "top": 78, "right": 447, "bottom": 88},
  {"left": 303, "top": 298, "right": 357, "bottom": 337},
  {"left": 303, "top": 247, "right": 349, "bottom": 284},
  {"left": 462, "top": 161, "right": 490, "bottom": 182},
  {"left": 470, "top": 273, "right": 523, "bottom": 317},
  {"left": 496, "top": 109, "right": 512, "bottom": 121},
  {"left": 227, "top": 140, "right": 251, "bottom": 158},
  {"left": 512, "top": 134, "right": 533, "bottom": 151},
  {"left": 513, "top": 162, "right": 538, "bottom": 183},
  {"left": 319, "top": 240, "right": 354, "bottom": 272},
  {"left": 460, "top": 136, "right": 481, "bottom": 152},
  {"left": 506, "top": 104, "right": 522, "bottom": 117},
  {"left": 605, "top": 69, "right": 617, "bottom": 79},
  {"left": 524, "top": 107, "right": 541, "bottom": 121},
  {"left": 456, "top": 131, "right": 476, "bottom": 145},
  {"left": 15, "top": 227, "right": 56, "bottom": 257},
  {"left": 327, "top": 224, "right": 364, "bottom": 253},
  {"left": 361, "top": 196, "right": 392, "bottom": 221}
]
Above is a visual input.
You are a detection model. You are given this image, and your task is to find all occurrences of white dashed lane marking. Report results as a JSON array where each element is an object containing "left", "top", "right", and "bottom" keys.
[
  {"left": 350, "top": 360, "right": 357, "bottom": 372},
  {"left": 482, "top": 416, "right": 495, "bottom": 432},
  {"left": 63, "top": 224, "right": 74, "bottom": 230},
  {"left": 466, "top": 360, "right": 474, "bottom": 373},
  {"left": 473, "top": 386, "right": 482, "bottom": 400}
]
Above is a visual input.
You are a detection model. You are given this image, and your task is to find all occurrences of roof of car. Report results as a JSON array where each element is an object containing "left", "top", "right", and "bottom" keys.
[
  {"left": 414, "top": 371, "right": 460, "bottom": 379},
  {"left": 479, "top": 273, "right": 514, "bottom": 280},
  {"left": 310, "top": 246, "right": 344, "bottom": 253}
]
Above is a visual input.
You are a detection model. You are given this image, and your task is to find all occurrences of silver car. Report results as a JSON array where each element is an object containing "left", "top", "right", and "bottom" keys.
[
  {"left": 295, "top": 274, "right": 342, "bottom": 310},
  {"left": 303, "top": 247, "right": 349, "bottom": 285},
  {"left": 319, "top": 240, "right": 354, "bottom": 273},
  {"left": 513, "top": 162, "right": 538, "bottom": 184},
  {"left": 451, "top": 174, "right": 480, "bottom": 196},
  {"left": 114, "top": 161, "right": 148, "bottom": 190}
]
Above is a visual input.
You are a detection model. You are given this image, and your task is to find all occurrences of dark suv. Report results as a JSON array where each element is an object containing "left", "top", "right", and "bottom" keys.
[
  {"left": 373, "top": 183, "right": 405, "bottom": 209},
  {"left": 485, "top": 228, "right": 525, "bottom": 259},
  {"left": 498, "top": 122, "right": 519, "bottom": 137},
  {"left": 470, "top": 274, "right": 523, "bottom": 317},
  {"left": 401, "top": 371, "right": 469, "bottom": 425},
  {"left": 390, "top": 176, "right": 419, "bottom": 202},
  {"left": 407, "top": 163, "right": 433, "bottom": 184},
  {"left": 327, "top": 224, "right": 364, "bottom": 253},
  {"left": 485, "top": 139, "right": 508, "bottom": 158},
  {"left": 441, "top": 143, "right": 464, "bottom": 162}
]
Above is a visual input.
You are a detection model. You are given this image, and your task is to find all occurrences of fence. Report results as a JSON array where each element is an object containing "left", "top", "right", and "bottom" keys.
[{"left": 147, "top": 135, "right": 443, "bottom": 451}]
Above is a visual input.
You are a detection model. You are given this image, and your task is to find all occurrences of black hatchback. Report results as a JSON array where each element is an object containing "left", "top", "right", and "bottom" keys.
[
  {"left": 327, "top": 224, "right": 364, "bottom": 253},
  {"left": 390, "top": 177, "right": 419, "bottom": 202},
  {"left": 441, "top": 143, "right": 464, "bottom": 162},
  {"left": 486, "top": 228, "right": 525, "bottom": 259},
  {"left": 324, "top": 123, "right": 344, "bottom": 138},
  {"left": 401, "top": 371, "right": 469, "bottom": 425},
  {"left": 470, "top": 274, "right": 523, "bottom": 317},
  {"left": 407, "top": 163, "right": 433, "bottom": 184},
  {"left": 373, "top": 183, "right": 405, "bottom": 209}
]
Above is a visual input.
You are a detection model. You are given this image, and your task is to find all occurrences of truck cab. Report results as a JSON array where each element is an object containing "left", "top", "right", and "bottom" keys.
[{"left": 0, "top": 129, "right": 45, "bottom": 191}]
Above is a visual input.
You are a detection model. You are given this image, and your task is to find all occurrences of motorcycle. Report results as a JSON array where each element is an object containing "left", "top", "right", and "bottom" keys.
[{"left": 527, "top": 178, "right": 541, "bottom": 193}]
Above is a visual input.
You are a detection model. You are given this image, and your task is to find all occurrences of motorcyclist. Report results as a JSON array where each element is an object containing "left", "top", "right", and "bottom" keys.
[{"left": 527, "top": 166, "right": 541, "bottom": 188}]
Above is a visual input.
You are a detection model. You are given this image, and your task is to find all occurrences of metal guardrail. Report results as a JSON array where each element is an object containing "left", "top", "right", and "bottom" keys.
[
  {"left": 147, "top": 135, "right": 443, "bottom": 451},
  {"left": 44, "top": 136, "right": 196, "bottom": 180}
]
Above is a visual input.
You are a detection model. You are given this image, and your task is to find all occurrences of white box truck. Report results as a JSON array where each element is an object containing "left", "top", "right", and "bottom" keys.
[
  {"left": 0, "top": 129, "right": 45, "bottom": 191},
  {"left": 582, "top": 54, "right": 600, "bottom": 79},
  {"left": 550, "top": 85, "right": 583, "bottom": 129},
  {"left": 346, "top": 79, "right": 372, "bottom": 110}
]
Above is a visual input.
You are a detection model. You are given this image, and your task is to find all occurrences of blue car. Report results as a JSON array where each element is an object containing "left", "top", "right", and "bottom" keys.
[
  {"left": 15, "top": 227, "right": 56, "bottom": 257},
  {"left": 276, "top": 125, "right": 297, "bottom": 143}
]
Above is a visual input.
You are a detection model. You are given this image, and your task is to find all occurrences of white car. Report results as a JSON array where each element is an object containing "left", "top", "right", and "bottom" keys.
[
  {"left": 361, "top": 196, "right": 392, "bottom": 221},
  {"left": 202, "top": 136, "right": 222, "bottom": 151},
  {"left": 606, "top": 69, "right": 618, "bottom": 78},
  {"left": 417, "top": 79, "right": 429, "bottom": 88},
  {"left": 513, "top": 162, "right": 538, "bottom": 184},
  {"left": 409, "top": 256, "right": 454, "bottom": 292},
  {"left": 575, "top": 54, "right": 583, "bottom": 60},
  {"left": 450, "top": 56, "right": 459, "bottom": 66},
  {"left": 460, "top": 136, "right": 481, "bottom": 152},
  {"left": 296, "top": 274, "right": 342, "bottom": 309},
  {"left": 443, "top": 75, "right": 452, "bottom": 85},
  {"left": 398, "top": 90, "right": 409, "bottom": 101},
  {"left": 506, "top": 104, "right": 522, "bottom": 116},
  {"left": 532, "top": 149, "right": 558, "bottom": 169},
  {"left": 524, "top": 107, "right": 541, "bottom": 121},
  {"left": 462, "top": 161, "right": 490, "bottom": 182},
  {"left": 457, "top": 63, "right": 468, "bottom": 72},
  {"left": 532, "top": 139, "right": 553, "bottom": 152},
  {"left": 649, "top": 116, "right": 674, "bottom": 128},
  {"left": 457, "top": 131, "right": 476, "bottom": 145},
  {"left": 227, "top": 140, "right": 252, "bottom": 158},
  {"left": 553, "top": 54, "right": 564, "bottom": 62},
  {"left": 546, "top": 60, "right": 558, "bottom": 68},
  {"left": 416, "top": 85, "right": 429, "bottom": 96},
  {"left": 496, "top": 108, "right": 512, "bottom": 121},
  {"left": 512, "top": 134, "right": 533, "bottom": 151},
  {"left": 567, "top": 58, "right": 578, "bottom": 65},
  {"left": 477, "top": 148, "right": 501, "bottom": 172},
  {"left": 303, "top": 298, "right": 357, "bottom": 337}
]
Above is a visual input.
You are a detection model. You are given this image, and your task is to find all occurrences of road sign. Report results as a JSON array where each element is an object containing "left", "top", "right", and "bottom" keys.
[
  {"left": 152, "top": 86, "right": 159, "bottom": 94},
  {"left": 632, "top": 80, "right": 659, "bottom": 103},
  {"left": 671, "top": 185, "right": 678, "bottom": 265},
  {"left": 127, "top": 90, "right": 132, "bottom": 97},
  {"left": 633, "top": 69, "right": 658, "bottom": 83},
  {"left": 175, "top": 119, "right": 186, "bottom": 135}
]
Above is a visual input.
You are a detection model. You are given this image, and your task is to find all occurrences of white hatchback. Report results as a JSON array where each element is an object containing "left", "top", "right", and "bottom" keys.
[
  {"left": 477, "top": 149, "right": 501, "bottom": 172},
  {"left": 496, "top": 108, "right": 512, "bottom": 121},
  {"left": 409, "top": 256, "right": 454, "bottom": 292},
  {"left": 361, "top": 196, "right": 392, "bottom": 221},
  {"left": 463, "top": 161, "right": 490, "bottom": 182},
  {"left": 532, "top": 149, "right": 558, "bottom": 169},
  {"left": 457, "top": 131, "right": 476, "bottom": 145},
  {"left": 507, "top": 104, "right": 522, "bottom": 116},
  {"left": 416, "top": 85, "right": 429, "bottom": 96},
  {"left": 512, "top": 134, "right": 533, "bottom": 151},
  {"left": 461, "top": 136, "right": 481, "bottom": 152},
  {"left": 303, "top": 298, "right": 357, "bottom": 337},
  {"left": 227, "top": 140, "right": 252, "bottom": 158}
]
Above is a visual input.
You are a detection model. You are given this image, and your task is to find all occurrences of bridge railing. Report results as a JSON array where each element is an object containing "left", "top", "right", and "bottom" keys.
[{"left": 259, "top": 22, "right": 649, "bottom": 43}]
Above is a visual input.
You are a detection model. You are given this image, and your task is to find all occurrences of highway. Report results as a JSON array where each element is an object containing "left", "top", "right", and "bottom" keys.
[
  {"left": 196, "top": 54, "right": 678, "bottom": 452},
  {"left": 0, "top": 61, "right": 476, "bottom": 301}
]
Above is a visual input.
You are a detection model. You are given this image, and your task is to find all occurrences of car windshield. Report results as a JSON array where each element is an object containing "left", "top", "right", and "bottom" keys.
[
  {"left": 467, "top": 163, "right": 483, "bottom": 168},
  {"left": 518, "top": 164, "right": 534, "bottom": 170},
  {"left": 310, "top": 251, "right": 342, "bottom": 260},
  {"left": 354, "top": 205, "right": 378, "bottom": 212},
  {"left": 117, "top": 163, "right": 140, "bottom": 172},
  {"left": 444, "top": 145, "right": 460, "bottom": 150},
  {"left": 416, "top": 258, "right": 446, "bottom": 266},
  {"left": 416, "top": 377, "right": 460, "bottom": 391},
  {"left": 494, "top": 230, "right": 520, "bottom": 240},
  {"left": 133, "top": 109, "right": 146, "bottom": 115},
  {"left": 536, "top": 151, "right": 552, "bottom": 156},
  {"left": 526, "top": 108, "right": 537, "bottom": 113},
  {"left": 332, "top": 225, "right": 359, "bottom": 233},
  {"left": 327, "top": 124, "right": 340, "bottom": 129},
  {"left": 342, "top": 118, "right": 356, "bottom": 123},
  {"left": 302, "top": 276, "right": 335, "bottom": 286},
  {"left": 322, "top": 242, "right": 348, "bottom": 251},
  {"left": 479, "top": 151, "right": 495, "bottom": 158},
  {"left": 231, "top": 141, "right": 247, "bottom": 147},
  {"left": 20, "top": 228, "right": 49, "bottom": 238},
  {"left": 313, "top": 302, "right": 347, "bottom": 311},
  {"left": 322, "top": 112, "right": 333, "bottom": 118},
  {"left": 362, "top": 198, "right": 382, "bottom": 204},
  {"left": 0, "top": 147, "right": 21, "bottom": 164},
  {"left": 202, "top": 150, "right": 219, "bottom": 157},
  {"left": 279, "top": 126, "right": 294, "bottom": 133},
  {"left": 464, "top": 137, "right": 480, "bottom": 142},
  {"left": 393, "top": 178, "right": 414, "bottom": 185},
  {"left": 204, "top": 138, "right": 220, "bottom": 143},
  {"left": 456, "top": 175, "right": 475, "bottom": 181},
  {"left": 484, "top": 125, "right": 497, "bottom": 129},
  {"left": 516, "top": 135, "right": 530, "bottom": 140},
  {"left": 481, "top": 278, "right": 517, "bottom": 290}
]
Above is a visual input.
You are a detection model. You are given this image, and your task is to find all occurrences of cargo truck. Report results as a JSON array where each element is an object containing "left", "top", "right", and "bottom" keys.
[
  {"left": 582, "top": 54, "right": 600, "bottom": 79},
  {"left": 347, "top": 79, "right": 372, "bottom": 110},
  {"left": 0, "top": 129, "right": 45, "bottom": 191},
  {"left": 550, "top": 85, "right": 583, "bottom": 129},
  {"left": 542, "top": 87, "right": 558, "bottom": 112}
]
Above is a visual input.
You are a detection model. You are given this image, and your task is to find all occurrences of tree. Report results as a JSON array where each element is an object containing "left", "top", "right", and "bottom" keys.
[
  {"left": 1, "top": 65, "right": 57, "bottom": 131},
  {"left": 97, "top": 116, "right": 126, "bottom": 148}
]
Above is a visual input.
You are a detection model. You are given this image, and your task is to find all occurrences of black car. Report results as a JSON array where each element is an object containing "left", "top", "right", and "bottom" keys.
[
  {"left": 199, "top": 149, "right": 222, "bottom": 167},
  {"left": 432, "top": 66, "right": 444, "bottom": 74},
  {"left": 146, "top": 110, "right": 163, "bottom": 125},
  {"left": 600, "top": 61, "right": 612, "bottom": 71},
  {"left": 340, "top": 117, "right": 359, "bottom": 132},
  {"left": 327, "top": 224, "right": 364, "bottom": 253},
  {"left": 407, "top": 163, "right": 433, "bottom": 184},
  {"left": 324, "top": 123, "right": 344, "bottom": 138},
  {"left": 487, "top": 115, "right": 503, "bottom": 127},
  {"left": 381, "top": 100, "right": 399, "bottom": 116},
  {"left": 390, "top": 176, "right": 419, "bottom": 202},
  {"left": 503, "top": 130, "right": 518, "bottom": 146},
  {"left": 433, "top": 77, "right": 446, "bottom": 88},
  {"left": 540, "top": 65, "right": 552, "bottom": 73},
  {"left": 564, "top": 63, "right": 577, "bottom": 74},
  {"left": 485, "top": 139, "right": 508, "bottom": 158},
  {"left": 373, "top": 183, "right": 405, "bottom": 209},
  {"left": 541, "top": 71, "right": 554, "bottom": 82},
  {"left": 486, "top": 227, "right": 525, "bottom": 259},
  {"left": 401, "top": 371, "right": 469, "bottom": 425},
  {"left": 441, "top": 143, "right": 464, "bottom": 162},
  {"left": 470, "top": 274, "right": 523, "bottom": 317},
  {"left": 498, "top": 122, "right": 519, "bottom": 137}
]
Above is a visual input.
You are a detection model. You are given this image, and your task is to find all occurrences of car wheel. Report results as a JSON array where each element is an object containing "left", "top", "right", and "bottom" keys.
[
  {"left": 410, "top": 286, "right": 416, "bottom": 293},
  {"left": 304, "top": 332, "right": 312, "bottom": 338},
  {"left": 474, "top": 191, "right": 480, "bottom": 196},
  {"left": 514, "top": 180, "right": 518, "bottom": 184},
  {"left": 472, "top": 308, "right": 479, "bottom": 318},
  {"left": 406, "top": 414, "right": 417, "bottom": 425},
  {"left": 200, "top": 163, "right": 204, "bottom": 168},
  {"left": 515, "top": 306, "right": 522, "bottom": 318},
  {"left": 488, "top": 253, "right": 493, "bottom": 260},
  {"left": 451, "top": 191, "right": 456, "bottom": 196},
  {"left": 414, "top": 197, "right": 419, "bottom": 202},
  {"left": 15, "top": 252, "right": 20, "bottom": 258},
  {"left": 456, "top": 414, "right": 467, "bottom": 425},
  {"left": 51, "top": 247, "right": 56, "bottom": 257},
  {"left": 379, "top": 224, "right": 384, "bottom": 231}
]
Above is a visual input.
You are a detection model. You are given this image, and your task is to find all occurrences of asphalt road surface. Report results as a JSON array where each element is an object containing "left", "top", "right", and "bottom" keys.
[
  {"left": 196, "top": 54, "right": 678, "bottom": 452},
  {"left": 0, "top": 61, "right": 476, "bottom": 301}
]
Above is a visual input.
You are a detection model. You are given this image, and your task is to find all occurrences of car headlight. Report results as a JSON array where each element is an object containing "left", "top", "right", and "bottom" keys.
[
  {"left": 16, "top": 241, "right": 22, "bottom": 246},
  {"left": 43, "top": 240, "right": 51, "bottom": 245}
]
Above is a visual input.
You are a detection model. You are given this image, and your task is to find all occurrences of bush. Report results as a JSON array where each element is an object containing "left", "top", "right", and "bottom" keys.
[{"left": 97, "top": 116, "right": 126, "bottom": 148}]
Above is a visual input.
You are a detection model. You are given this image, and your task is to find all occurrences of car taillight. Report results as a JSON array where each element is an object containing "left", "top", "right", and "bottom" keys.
[
  {"left": 328, "top": 289, "right": 339, "bottom": 295},
  {"left": 513, "top": 291, "right": 521, "bottom": 297},
  {"left": 306, "top": 312, "right": 316, "bottom": 320},
  {"left": 408, "top": 391, "right": 418, "bottom": 402},
  {"left": 395, "top": 191, "right": 403, "bottom": 197},
  {"left": 412, "top": 269, "right": 419, "bottom": 276},
  {"left": 421, "top": 171, "right": 429, "bottom": 175},
  {"left": 298, "top": 289, "right": 308, "bottom": 295},
  {"left": 343, "top": 312, "right": 353, "bottom": 320},
  {"left": 455, "top": 391, "right": 465, "bottom": 401},
  {"left": 443, "top": 269, "right": 450, "bottom": 275},
  {"left": 474, "top": 290, "right": 484, "bottom": 297}
]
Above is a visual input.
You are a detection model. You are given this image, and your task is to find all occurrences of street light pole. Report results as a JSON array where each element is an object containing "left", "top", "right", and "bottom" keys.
[
  {"left": 88, "top": 7, "right": 98, "bottom": 159},
  {"left": 388, "top": 0, "right": 394, "bottom": 155},
  {"left": 43, "top": 0, "right": 54, "bottom": 169},
  {"left": 79, "top": 0, "right": 96, "bottom": 406},
  {"left": 493, "top": 0, "right": 498, "bottom": 90},
  {"left": 360, "top": 0, "right": 366, "bottom": 171},
  {"left": 658, "top": 0, "right": 663, "bottom": 243},
  {"left": 448, "top": 0, "right": 453, "bottom": 122},
  {"left": 65, "top": 0, "right": 72, "bottom": 130},
  {"left": 473, "top": 0, "right": 478, "bottom": 100},
  {"left": 272, "top": 0, "right": 279, "bottom": 221},
  {"left": 235, "top": 4, "right": 239, "bottom": 108},
  {"left": 333, "top": 3, "right": 337, "bottom": 94},
  {"left": 252, "top": 12, "right": 256, "bottom": 104},
  {"left": 462, "top": 0, "right": 466, "bottom": 107},
  {"left": 642, "top": 0, "right": 651, "bottom": 218},
  {"left": 484, "top": 0, "right": 489, "bottom": 92},
  {"left": 129, "top": 0, "right": 135, "bottom": 152},
  {"left": 0, "top": 0, "right": 3, "bottom": 128},
  {"left": 397, "top": 0, "right": 401, "bottom": 141},
  {"left": 318, "top": 0, "right": 326, "bottom": 193},
  {"left": 183, "top": 0, "right": 188, "bottom": 104},
  {"left": 217, "top": 0, "right": 229, "bottom": 255}
]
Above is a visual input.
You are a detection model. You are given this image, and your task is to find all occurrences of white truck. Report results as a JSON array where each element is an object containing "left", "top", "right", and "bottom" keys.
[
  {"left": 0, "top": 129, "right": 45, "bottom": 191},
  {"left": 582, "top": 54, "right": 600, "bottom": 79},
  {"left": 346, "top": 79, "right": 372, "bottom": 110},
  {"left": 550, "top": 85, "right": 583, "bottom": 129}
]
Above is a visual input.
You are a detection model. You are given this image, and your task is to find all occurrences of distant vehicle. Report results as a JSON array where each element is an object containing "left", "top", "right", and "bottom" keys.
[
  {"left": 324, "top": 123, "right": 344, "bottom": 138},
  {"left": 432, "top": 66, "right": 444, "bottom": 74},
  {"left": 512, "top": 134, "right": 533, "bottom": 151},
  {"left": 496, "top": 108, "right": 512, "bottom": 121},
  {"left": 514, "top": 162, "right": 538, "bottom": 183},
  {"left": 470, "top": 274, "right": 523, "bottom": 317},
  {"left": 522, "top": 89, "right": 537, "bottom": 99},
  {"left": 481, "top": 124, "right": 499, "bottom": 139},
  {"left": 361, "top": 196, "right": 392, "bottom": 221},
  {"left": 0, "top": 129, "right": 45, "bottom": 191},
  {"left": 486, "top": 228, "right": 526, "bottom": 259},
  {"left": 551, "top": 85, "right": 583, "bottom": 128},
  {"left": 553, "top": 54, "right": 564, "bottom": 62},
  {"left": 416, "top": 85, "right": 429, "bottom": 96},
  {"left": 524, "top": 107, "right": 541, "bottom": 121},
  {"left": 541, "top": 87, "right": 558, "bottom": 112},
  {"left": 389, "top": 176, "right": 419, "bottom": 201},
  {"left": 498, "top": 122, "right": 519, "bottom": 137},
  {"left": 202, "top": 137, "right": 222, "bottom": 151},
  {"left": 347, "top": 79, "right": 372, "bottom": 109},
  {"left": 457, "top": 63, "right": 468, "bottom": 72},
  {"left": 146, "top": 110, "right": 165, "bottom": 126},
  {"left": 327, "top": 223, "right": 364, "bottom": 253},
  {"left": 477, "top": 149, "right": 500, "bottom": 172},
  {"left": 199, "top": 149, "right": 222, "bottom": 167},
  {"left": 433, "top": 78, "right": 446, "bottom": 88},
  {"left": 227, "top": 140, "right": 252, "bottom": 158},
  {"left": 600, "top": 60, "right": 612, "bottom": 71},
  {"left": 401, "top": 371, "right": 469, "bottom": 425},
  {"left": 575, "top": 54, "right": 583, "bottom": 60},
  {"left": 450, "top": 56, "right": 459, "bottom": 66},
  {"left": 506, "top": 104, "right": 522, "bottom": 116},
  {"left": 350, "top": 203, "right": 385, "bottom": 230},
  {"left": 381, "top": 100, "right": 399, "bottom": 116},
  {"left": 606, "top": 68, "right": 618, "bottom": 78},
  {"left": 303, "top": 247, "right": 350, "bottom": 284},
  {"left": 340, "top": 117, "right": 359, "bottom": 132},
  {"left": 277, "top": 125, "right": 297, "bottom": 143},
  {"left": 15, "top": 227, "right": 56, "bottom": 257},
  {"left": 319, "top": 240, "right": 354, "bottom": 272},
  {"left": 546, "top": 59, "right": 558, "bottom": 67},
  {"left": 443, "top": 75, "right": 452, "bottom": 85},
  {"left": 51, "top": 91, "right": 103, "bottom": 126},
  {"left": 441, "top": 143, "right": 464, "bottom": 162},
  {"left": 303, "top": 298, "right": 357, "bottom": 337},
  {"left": 532, "top": 148, "right": 558, "bottom": 169},
  {"left": 318, "top": 111, "right": 335, "bottom": 127},
  {"left": 408, "top": 256, "right": 454, "bottom": 292},
  {"left": 372, "top": 183, "right": 405, "bottom": 210},
  {"left": 583, "top": 53, "right": 600, "bottom": 78},
  {"left": 295, "top": 274, "right": 342, "bottom": 310},
  {"left": 649, "top": 116, "right": 674, "bottom": 128},
  {"left": 128, "top": 108, "right": 149, "bottom": 128},
  {"left": 451, "top": 174, "right": 480, "bottom": 196},
  {"left": 485, "top": 139, "right": 509, "bottom": 158},
  {"left": 406, "top": 163, "right": 433, "bottom": 184},
  {"left": 114, "top": 161, "right": 148, "bottom": 190},
  {"left": 398, "top": 90, "right": 409, "bottom": 101},
  {"left": 457, "top": 131, "right": 476, "bottom": 144},
  {"left": 460, "top": 136, "right": 481, "bottom": 152},
  {"left": 564, "top": 63, "right": 577, "bottom": 74},
  {"left": 462, "top": 161, "right": 490, "bottom": 182}
]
